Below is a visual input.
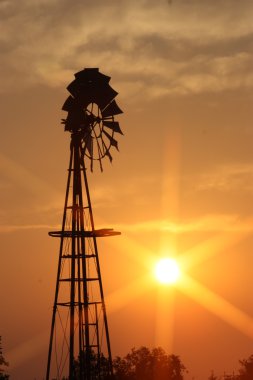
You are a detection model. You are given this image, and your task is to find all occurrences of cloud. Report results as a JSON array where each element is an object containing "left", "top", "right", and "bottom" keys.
[
  {"left": 115, "top": 213, "right": 253, "bottom": 234},
  {"left": 0, "top": 223, "right": 59, "bottom": 234},
  {"left": 1, "top": 0, "right": 253, "bottom": 96},
  {"left": 1, "top": 212, "right": 249, "bottom": 236},
  {"left": 0, "top": 152, "right": 63, "bottom": 225},
  {"left": 196, "top": 163, "right": 253, "bottom": 192},
  {"left": 6, "top": 329, "right": 48, "bottom": 371}
]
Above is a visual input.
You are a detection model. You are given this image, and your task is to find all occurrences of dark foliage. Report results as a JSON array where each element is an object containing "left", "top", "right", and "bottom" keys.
[
  {"left": 208, "top": 372, "right": 220, "bottom": 380},
  {"left": 73, "top": 350, "right": 113, "bottom": 380},
  {"left": 113, "top": 346, "right": 186, "bottom": 380},
  {"left": 237, "top": 354, "right": 253, "bottom": 380},
  {"left": 207, "top": 354, "right": 253, "bottom": 380},
  {"left": 0, "top": 337, "right": 9, "bottom": 380}
]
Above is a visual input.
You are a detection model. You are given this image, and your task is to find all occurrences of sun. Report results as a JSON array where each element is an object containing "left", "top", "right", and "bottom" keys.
[{"left": 154, "top": 257, "right": 181, "bottom": 284}]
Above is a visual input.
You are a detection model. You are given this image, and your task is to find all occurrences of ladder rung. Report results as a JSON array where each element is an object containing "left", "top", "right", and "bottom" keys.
[
  {"left": 84, "top": 345, "right": 99, "bottom": 348},
  {"left": 59, "top": 278, "right": 99, "bottom": 282},
  {"left": 62, "top": 254, "right": 95, "bottom": 258},
  {"left": 57, "top": 302, "right": 101, "bottom": 307},
  {"left": 66, "top": 206, "right": 89, "bottom": 209}
]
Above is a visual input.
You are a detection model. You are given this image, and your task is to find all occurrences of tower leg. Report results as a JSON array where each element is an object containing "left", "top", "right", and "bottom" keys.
[
  {"left": 46, "top": 137, "right": 114, "bottom": 380},
  {"left": 46, "top": 147, "right": 73, "bottom": 380}
]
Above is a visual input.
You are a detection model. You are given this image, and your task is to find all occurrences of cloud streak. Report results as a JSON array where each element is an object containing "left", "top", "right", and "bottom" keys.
[
  {"left": 2, "top": 213, "right": 250, "bottom": 235},
  {"left": 115, "top": 214, "right": 253, "bottom": 234},
  {"left": 1, "top": 0, "right": 253, "bottom": 96},
  {"left": 196, "top": 163, "right": 253, "bottom": 192}
]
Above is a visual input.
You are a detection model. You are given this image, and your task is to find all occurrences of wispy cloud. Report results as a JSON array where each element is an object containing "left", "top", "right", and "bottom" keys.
[
  {"left": 1, "top": 0, "right": 253, "bottom": 96},
  {"left": 2, "top": 214, "right": 246, "bottom": 235},
  {"left": 0, "top": 223, "right": 60, "bottom": 233},
  {"left": 115, "top": 213, "right": 253, "bottom": 234},
  {"left": 0, "top": 152, "right": 63, "bottom": 225},
  {"left": 196, "top": 163, "right": 253, "bottom": 192}
]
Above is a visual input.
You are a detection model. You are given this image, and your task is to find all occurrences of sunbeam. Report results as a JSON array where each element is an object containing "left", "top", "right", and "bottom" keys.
[
  {"left": 154, "top": 287, "right": 176, "bottom": 353},
  {"left": 180, "top": 227, "right": 251, "bottom": 272},
  {"left": 178, "top": 274, "right": 253, "bottom": 339},
  {"left": 106, "top": 274, "right": 152, "bottom": 314}
]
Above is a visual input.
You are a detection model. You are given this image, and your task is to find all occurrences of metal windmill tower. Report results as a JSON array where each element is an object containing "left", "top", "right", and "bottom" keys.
[{"left": 46, "top": 68, "right": 123, "bottom": 380}]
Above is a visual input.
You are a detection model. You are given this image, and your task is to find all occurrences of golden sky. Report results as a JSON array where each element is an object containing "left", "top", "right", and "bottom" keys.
[{"left": 1, "top": 0, "right": 253, "bottom": 379}]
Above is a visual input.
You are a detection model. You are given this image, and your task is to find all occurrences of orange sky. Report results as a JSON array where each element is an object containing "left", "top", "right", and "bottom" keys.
[{"left": 1, "top": 1, "right": 253, "bottom": 379}]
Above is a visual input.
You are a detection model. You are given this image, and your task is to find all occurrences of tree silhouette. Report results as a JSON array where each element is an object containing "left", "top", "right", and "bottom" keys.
[
  {"left": 223, "top": 374, "right": 237, "bottom": 380},
  {"left": 73, "top": 350, "right": 113, "bottom": 380},
  {"left": 113, "top": 346, "right": 186, "bottom": 380},
  {"left": 208, "top": 371, "right": 220, "bottom": 380},
  {"left": 237, "top": 354, "right": 253, "bottom": 380},
  {"left": 0, "top": 337, "right": 9, "bottom": 380}
]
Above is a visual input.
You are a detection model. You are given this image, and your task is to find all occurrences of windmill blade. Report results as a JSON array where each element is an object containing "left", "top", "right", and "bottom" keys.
[
  {"left": 62, "top": 95, "right": 78, "bottom": 111},
  {"left": 102, "top": 140, "right": 113, "bottom": 163},
  {"left": 67, "top": 67, "right": 117, "bottom": 108},
  {"left": 62, "top": 68, "right": 123, "bottom": 171},
  {"left": 103, "top": 130, "right": 119, "bottom": 151},
  {"left": 64, "top": 109, "right": 86, "bottom": 132},
  {"left": 75, "top": 67, "right": 99, "bottom": 80},
  {"left": 101, "top": 100, "right": 123, "bottom": 117},
  {"left": 99, "top": 157, "right": 103, "bottom": 172},
  {"left": 75, "top": 68, "right": 111, "bottom": 84},
  {"left": 66, "top": 80, "right": 77, "bottom": 96},
  {"left": 82, "top": 134, "right": 93, "bottom": 157},
  {"left": 90, "top": 157, "right": 94, "bottom": 172},
  {"left": 86, "top": 136, "right": 93, "bottom": 157},
  {"left": 97, "top": 85, "right": 118, "bottom": 110},
  {"left": 67, "top": 80, "right": 117, "bottom": 111},
  {"left": 103, "top": 120, "right": 123, "bottom": 135},
  {"left": 105, "top": 149, "right": 113, "bottom": 163}
]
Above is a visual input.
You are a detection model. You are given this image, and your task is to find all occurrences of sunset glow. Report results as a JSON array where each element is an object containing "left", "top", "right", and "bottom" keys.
[
  {"left": 154, "top": 257, "right": 180, "bottom": 284},
  {"left": 1, "top": 1, "right": 253, "bottom": 379}
]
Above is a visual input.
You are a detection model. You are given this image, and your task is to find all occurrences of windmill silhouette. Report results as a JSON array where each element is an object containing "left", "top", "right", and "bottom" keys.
[{"left": 46, "top": 68, "right": 123, "bottom": 380}]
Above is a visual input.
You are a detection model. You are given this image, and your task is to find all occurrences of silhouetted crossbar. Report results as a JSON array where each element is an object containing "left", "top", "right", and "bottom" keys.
[{"left": 48, "top": 228, "right": 121, "bottom": 238}]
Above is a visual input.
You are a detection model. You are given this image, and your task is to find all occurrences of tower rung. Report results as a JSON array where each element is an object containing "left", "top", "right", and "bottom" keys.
[
  {"left": 66, "top": 206, "right": 90, "bottom": 209},
  {"left": 88, "top": 301, "right": 102, "bottom": 305},
  {"left": 84, "top": 345, "right": 99, "bottom": 348},
  {"left": 49, "top": 228, "right": 120, "bottom": 238},
  {"left": 59, "top": 278, "right": 99, "bottom": 282},
  {"left": 57, "top": 302, "right": 102, "bottom": 307},
  {"left": 62, "top": 254, "right": 96, "bottom": 258}
]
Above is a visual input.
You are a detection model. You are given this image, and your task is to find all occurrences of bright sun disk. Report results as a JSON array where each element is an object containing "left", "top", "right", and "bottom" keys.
[{"left": 155, "top": 258, "right": 180, "bottom": 284}]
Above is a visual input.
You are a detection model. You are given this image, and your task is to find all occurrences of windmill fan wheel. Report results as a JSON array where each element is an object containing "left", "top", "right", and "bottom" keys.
[{"left": 61, "top": 68, "right": 123, "bottom": 171}]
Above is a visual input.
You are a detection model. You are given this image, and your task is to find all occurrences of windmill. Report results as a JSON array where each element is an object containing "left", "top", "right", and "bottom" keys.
[{"left": 46, "top": 68, "right": 123, "bottom": 380}]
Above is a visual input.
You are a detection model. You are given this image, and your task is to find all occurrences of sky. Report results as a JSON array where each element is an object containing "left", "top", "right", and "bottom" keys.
[{"left": 1, "top": 0, "right": 253, "bottom": 379}]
